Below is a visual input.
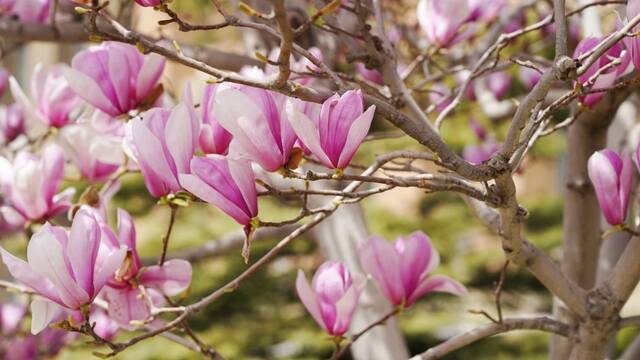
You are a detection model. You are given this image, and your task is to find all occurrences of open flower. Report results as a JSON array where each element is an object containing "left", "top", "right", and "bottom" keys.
[
  {"left": 0, "top": 0, "right": 50, "bottom": 23},
  {"left": 198, "top": 84, "right": 233, "bottom": 155},
  {"left": 125, "top": 88, "right": 199, "bottom": 197},
  {"left": 588, "top": 149, "right": 632, "bottom": 226},
  {"left": 417, "top": 0, "right": 470, "bottom": 47},
  {"left": 574, "top": 37, "right": 630, "bottom": 107},
  {"left": 66, "top": 42, "right": 165, "bottom": 117},
  {"left": 359, "top": 231, "right": 467, "bottom": 307},
  {"left": 213, "top": 85, "right": 297, "bottom": 172},
  {"left": 0, "top": 145, "right": 74, "bottom": 223},
  {"left": 10, "top": 63, "right": 80, "bottom": 128},
  {"left": 0, "top": 209, "right": 127, "bottom": 333},
  {"left": 179, "top": 155, "right": 258, "bottom": 261},
  {"left": 57, "top": 120, "right": 122, "bottom": 182},
  {"left": 286, "top": 90, "right": 375, "bottom": 170},
  {"left": 296, "top": 261, "right": 365, "bottom": 336},
  {"left": 101, "top": 209, "right": 192, "bottom": 325}
]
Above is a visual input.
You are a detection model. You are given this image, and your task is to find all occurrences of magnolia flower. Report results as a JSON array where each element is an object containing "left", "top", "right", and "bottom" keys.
[
  {"left": 0, "top": 209, "right": 127, "bottom": 333},
  {"left": 417, "top": 0, "right": 470, "bottom": 47},
  {"left": 180, "top": 155, "right": 258, "bottom": 260},
  {"left": 10, "top": 63, "right": 80, "bottom": 128},
  {"left": 57, "top": 121, "right": 122, "bottom": 182},
  {"left": 467, "top": 0, "right": 503, "bottom": 22},
  {"left": 519, "top": 66, "right": 543, "bottom": 91},
  {"left": 134, "top": 0, "right": 161, "bottom": 6},
  {"left": 462, "top": 119, "right": 500, "bottom": 165},
  {"left": 0, "top": 0, "right": 50, "bottom": 23},
  {"left": 199, "top": 84, "right": 233, "bottom": 155},
  {"left": 620, "top": 0, "right": 640, "bottom": 70},
  {"left": 486, "top": 71, "right": 511, "bottom": 100},
  {"left": 125, "top": 88, "right": 199, "bottom": 197},
  {"left": 359, "top": 232, "right": 467, "bottom": 307},
  {"left": 101, "top": 209, "right": 192, "bottom": 325},
  {"left": 0, "top": 67, "right": 9, "bottom": 97},
  {"left": 66, "top": 42, "right": 165, "bottom": 117},
  {"left": 0, "top": 103, "right": 25, "bottom": 145},
  {"left": 266, "top": 47, "right": 323, "bottom": 86},
  {"left": 0, "top": 303, "right": 24, "bottom": 335},
  {"left": 0, "top": 145, "right": 74, "bottom": 223},
  {"left": 355, "top": 63, "right": 384, "bottom": 85},
  {"left": 213, "top": 85, "right": 297, "bottom": 172},
  {"left": 296, "top": 261, "right": 365, "bottom": 336},
  {"left": 588, "top": 149, "right": 632, "bottom": 226},
  {"left": 574, "top": 37, "right": 630, "bottom": 107},
  {"left": 428, "top": 83, "right": 453, "bottom": 112},
  {"left": 286, "top": 90, "right": 376, "bottom": 170}
]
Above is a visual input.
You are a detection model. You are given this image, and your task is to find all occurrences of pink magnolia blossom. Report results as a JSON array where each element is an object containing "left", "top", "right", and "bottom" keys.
[
  {"left": 289, "top": 100, "right": 321, "bottom": 156},
  {"left": 134, "top": 0, "right": 161, "bottom": 6},
  {"left": 296, "top": 261, "right": 365, "bottom": 336},
  {"left": 10, "top": 63, "right": 80, "bottom": 128},
  {"left": 180, "top": 155, "right": 258, "bottom": 260},
  {"left": 199, "top": 84, "right": 233, "bottom": 155},
  {"left": 463, "top": 119, "right": 500, "bottom": 165},
  {"left": 0, "top": 303, "right": 24, "bottom": 335},
  {"left": 574, "top": 37, "right": 630, "bottom": 107},
  {"left": 355, "top": 63, "right": 384, "bottom": 85},
  {"left": 0, "top": 103, "right": 25, "bottom": 145},
  {"left": 125, "top": 88, "right": 199, "bottom": 197},
  {"left": 359, "top": 231, "right": 467, "bottom": 307},
  {"left": 66, "top": 42, "right": 165, "bottom": 117},
  {"left": 100, "top": 209, "right": 192, "bottom": 325},
  {"left": 0, "top": 0, "right": 50, "bottom": 23},
  {"left": 467, "top": 0, "right": 504, "bottom": 22},
  {"left": 417, "top": 0, "right": 470, "bottom": 47},
  {"left": 519, "top": 66, "right": 543, "bottom": 91},
  {"left": 428, "top": 83, "right": 453, "bottom": 112},
  {"left": 486, "top": 71, "right": 511, "bottom": 100},
  {"left": 56, "top": 119, "right": 122, "bottom": 182},
  {"left": 213, "top": 85, "right": 297, "bottom": 172},
  {"left": 286, "top": 90, "right": 376, "bottom": 170},
  {"left": 588, "top": 149, "right": 632, "bottom": 226},
  {"left": 0, "top": 67, "right": 9, "bottom": 97},
  {"left": 620, "top": 0, "right": 640, "bottom": 70},
  {"left": 0, "top": 209, "right": 127, "bottom": 333},
  {"left": 0, "top": 145, "right": 74, "bottom": 223}
]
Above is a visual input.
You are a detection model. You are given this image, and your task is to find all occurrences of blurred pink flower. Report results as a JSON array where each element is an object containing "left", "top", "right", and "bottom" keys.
[
  {"left": 296, "top": 261, "right": 365, "bottom": 336},
  {"left": 574, "top": 36, "right": 630, "bottom": 107},
  {"left": 417, "top": 0, "right": 470, "bottom": 47},
  {"left": 359, "top": 231, "right": 467, "bottom": 307},
  {"left": 0, "top": 103, "right": 25, "bottom": 145}
]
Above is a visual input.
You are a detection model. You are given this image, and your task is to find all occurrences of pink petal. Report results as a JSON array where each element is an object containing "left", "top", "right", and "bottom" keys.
[
  {"left": 227, "top": 157, "right": 259, "bottom": 218},
  {"left": 104, "top": 287, "right": 150, "bottom": 325},
  {"left": 588, "top": 151, "right": 623, "bottom": 225},
  {"left": 332, "top": 273, "right": 365, "bottom": 336},
  {"left": 66, "top": 209, "right": 101, "bottom": 297},
  {"left": 64, "top": 68, "right": 119, "bottom": 116},
  {"left": 164, "top": 103, "right": 196, "bottom": 175},
  {"left": 30, "top": 300, "right": 62, "bottom": 335},
  {"left": 286, "top": 100, "right": 333, "bottom": 167},
  {"left": 336, "top": 105, "right": 375, "bottom": 169},
  {"left": 139, "top": 259, "right": 192, "bottom": 296},
  {"left": 93, "top": 246, "right": 127, "bottom": 293},
  {"left": 407, "top": 274, "right": 467, "bottom": 306},
  {"left": 179, "top": 173, "right": 251, "bottom": 225},
  {"left": 27, "top": 228, "right": 89, "bottom": 309},
  {"left": 0, "top": 247, "right": 61, "bottom": 304},
  {"left": 296, "top": 270, "right": 327, "bottom": 333},
  {"left": 358, "top": 236, "right": 404, "bottom": 305},
  {"left": 136, "top": 53, "right": 165, "bottom": 101}
]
